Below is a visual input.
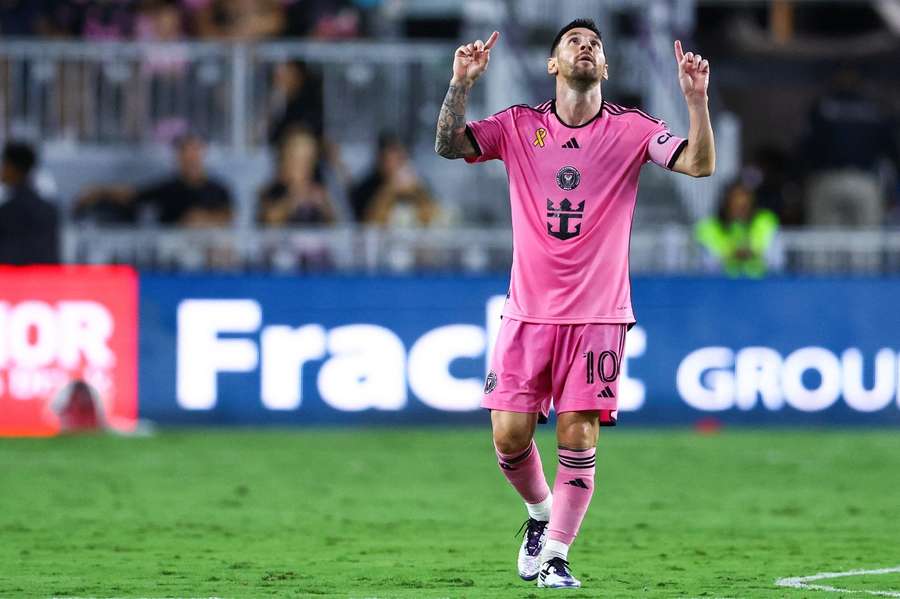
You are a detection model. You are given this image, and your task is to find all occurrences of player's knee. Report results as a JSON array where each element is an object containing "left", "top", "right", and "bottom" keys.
[
  {"left": 557, "top": 419, "right": 597, "bottom": 449},
  {"left": 492, "top": 425, "right": 532, "bottom": 455}
]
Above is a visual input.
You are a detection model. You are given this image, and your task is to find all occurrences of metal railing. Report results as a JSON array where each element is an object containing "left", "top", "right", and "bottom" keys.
[
  {"left": 0, "top": 40, "right": 239, "bottom": 145},
  {"left": 0, "top": 35, "right": 732, "bottom": 211},
  {"left": 61, "top": 225, "right": 900, "bottom": 275},
  {"left": 0, "top": 39, "right": 460, "bottom": 150}
]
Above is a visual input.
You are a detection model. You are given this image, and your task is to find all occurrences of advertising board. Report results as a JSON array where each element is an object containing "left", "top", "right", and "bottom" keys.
[
  {"left": 0, "top": 266, "right": 138, "bottom": 435},
  {"left": 139, "top": 275, "right": 900, "bottom": 426}
]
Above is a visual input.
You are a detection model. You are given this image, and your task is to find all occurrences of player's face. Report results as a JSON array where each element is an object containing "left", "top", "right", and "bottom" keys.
[{"left": 548, "top": 28, "right": 608, "bottom": 84}]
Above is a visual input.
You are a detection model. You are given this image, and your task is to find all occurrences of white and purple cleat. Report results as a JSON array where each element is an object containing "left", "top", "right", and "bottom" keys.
[
  {"left": 517, "top": 518, "right": 548, "bottom": 581},
  {"left": 537, "top": 556, "right": 582, "bottom": 589}
]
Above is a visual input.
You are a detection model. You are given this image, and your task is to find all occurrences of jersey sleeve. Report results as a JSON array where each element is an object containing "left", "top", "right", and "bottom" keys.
[
  {"left": 463, "top": 109, "right": 510, "bottom": 163},
  {"left": 645, "top": 122, "right": 688, "bottom": 170}
]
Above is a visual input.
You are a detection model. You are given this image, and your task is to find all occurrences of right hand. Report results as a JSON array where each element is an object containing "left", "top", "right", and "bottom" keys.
[{"left": 451, "top": 30, "right": 499, "bottom": 86}]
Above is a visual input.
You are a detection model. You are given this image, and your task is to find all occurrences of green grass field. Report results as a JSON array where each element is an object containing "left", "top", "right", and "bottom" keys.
[{"left": 2, "top": 428, "right": 899, "bottom": 599}]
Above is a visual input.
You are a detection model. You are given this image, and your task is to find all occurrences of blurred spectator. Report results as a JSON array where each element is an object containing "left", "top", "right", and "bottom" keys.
[
  {"left": 267, "top": 60, "right": 324, "bottom": 146},
  {"left": 351, "top": 133, "right": 438, "bottom": 226},
  {"left": 135, "top": 0, "right": 191, "bottom": 142},
  {"left": 889, "top": 178, "right": 900, "bottom": 228},
  {"left": 136, "top": 134, "right": 233, "bottom": 225},
  {"left": 696, "top": 181, "right": 779, "bottom": 278},
  {"left": 263, "top": 60, "right": 351, "bottom": 198},
  {"left": 696, "top": 2, "right": 893, "bottom": 57},
  {"left": 282, "top": 0, "right": 361, "bottom": 39},
  {"left": 73, "top": 184, "right": 137, "bottom": 224},
  {"left": 744, "top": 146, "right": 805, "bottom": 227},
  {"left": 0, "top": 0, "right": 41, "bottom": 35},
  {"left": 136, "top": 0, "right": 184, "bottom": 41},
  {"left": 0, "top": 142, "right": 60, "bottom": 264},
  {"left": 76, "top": 134, "right": 233, "bottom": 226},
  {"left": 83, "top": 0, "right": 138, "bottom": 39},
  {"left": 258, "top": 129, "right": 336, "bottom": 225},
  {"left": 190, "top": 0, "right": 284, "bottom": 41},
  {"left": 39, "top": 0, "right": 137, "bottom": 39},
  {"left": 801, "top": 68, "right": 899, "bottom": 227}
]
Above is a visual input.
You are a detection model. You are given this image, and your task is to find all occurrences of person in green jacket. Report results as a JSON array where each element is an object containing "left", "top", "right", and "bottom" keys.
[{"left": 696, "top": 180, "right": 779, "bottom": 277}]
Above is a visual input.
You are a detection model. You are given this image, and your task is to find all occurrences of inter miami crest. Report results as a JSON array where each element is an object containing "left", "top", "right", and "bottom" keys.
[
  {"left": 556, "top": 165, "right": 580, "bottom": 191},
  {"left": 484, "top": 371, "right": 498, "bottom": 394},
  {"left": 547, "top": 198, "right": 585, "bottom": 240}
]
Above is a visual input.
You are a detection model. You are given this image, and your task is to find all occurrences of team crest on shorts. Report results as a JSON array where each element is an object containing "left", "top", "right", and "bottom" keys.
[
  {"left": 556, "top": 166, "right": 580, "bottom": 191},
  {"left": 484, "top": 371, "right": 498, "bottom": 394}
]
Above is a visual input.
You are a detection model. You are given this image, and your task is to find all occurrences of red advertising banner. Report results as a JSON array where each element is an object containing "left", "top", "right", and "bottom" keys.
[{"left": 0, "top": 266, "right": 138, "bottom": 436}]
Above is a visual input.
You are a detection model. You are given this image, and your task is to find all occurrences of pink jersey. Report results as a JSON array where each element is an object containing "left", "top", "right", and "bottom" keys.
[{"left": 465, "top": 99, "right": 686, "bottom": 324}]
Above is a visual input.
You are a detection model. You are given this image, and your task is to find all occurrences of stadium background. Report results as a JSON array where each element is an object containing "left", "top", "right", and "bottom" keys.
[{"left": 2, "top": 1, "right": 900, "bottom": 597}]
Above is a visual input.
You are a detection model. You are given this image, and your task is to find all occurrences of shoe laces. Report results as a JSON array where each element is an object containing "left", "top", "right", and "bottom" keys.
[
  {"left": 545, "top": 556, "right": 572, "bottom": 577},
  {"left": 515, "top": 518, "right": 547, "bottom": 556}
]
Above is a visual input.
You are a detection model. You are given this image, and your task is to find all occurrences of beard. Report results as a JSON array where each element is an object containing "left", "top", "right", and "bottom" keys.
[{"left": 564, "top": 61, "right": 602, "bottom": 88}]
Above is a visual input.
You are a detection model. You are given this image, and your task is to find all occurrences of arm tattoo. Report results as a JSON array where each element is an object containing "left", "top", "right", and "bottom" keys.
[{"left": 434, "top": 83, "right": 473, "bottom": 158}]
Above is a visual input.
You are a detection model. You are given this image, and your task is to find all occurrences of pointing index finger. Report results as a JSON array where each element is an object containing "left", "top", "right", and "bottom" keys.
[
  {"left": 674, "top": 40, "right": 684, "bottom": 62},
  {"left": 484, "top": 30, "right": 500, "bottom": 50}
]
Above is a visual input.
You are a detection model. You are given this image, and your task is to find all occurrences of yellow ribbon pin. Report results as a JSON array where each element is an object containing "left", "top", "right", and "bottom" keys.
[{"left": 532, "top": 128, "right": 547, "bottom": 148}]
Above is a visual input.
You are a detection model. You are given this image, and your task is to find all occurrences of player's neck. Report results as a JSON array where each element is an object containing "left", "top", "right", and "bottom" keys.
[{"left": 554, "top": 80, "right": 602, "bottom": 127}]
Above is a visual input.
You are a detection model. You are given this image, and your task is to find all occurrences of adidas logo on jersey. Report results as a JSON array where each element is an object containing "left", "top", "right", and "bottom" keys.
[
  {"left": 562, "top": 138, "right": 580, "bottom": 149},
  {"left": 597, "top": 385, "right": 615, "bottom": 398}
]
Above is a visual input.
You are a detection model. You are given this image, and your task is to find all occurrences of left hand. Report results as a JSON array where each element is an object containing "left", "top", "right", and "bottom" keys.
[{"left": 674, "top": 40, "right": 709, "bottom": 105}]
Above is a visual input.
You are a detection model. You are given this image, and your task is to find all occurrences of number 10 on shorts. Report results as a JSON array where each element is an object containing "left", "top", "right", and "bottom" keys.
[{"left": 584, "top": 350, "right": 620, "bottom": 385}]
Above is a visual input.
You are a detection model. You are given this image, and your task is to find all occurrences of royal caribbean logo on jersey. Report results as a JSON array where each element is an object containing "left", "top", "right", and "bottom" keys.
[
  {"left": 556, "top": 166, "right": 580, "bottom": 191},
  {"left": 547, "top": 198, "right": 585, "bottom": 240}
]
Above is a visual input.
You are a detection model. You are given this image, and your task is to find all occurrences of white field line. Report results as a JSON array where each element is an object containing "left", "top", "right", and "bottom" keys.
[
  {"left": 776, "top": 566, "right": 900, "bottom": 597},
  {"left": 44, "top": 566, "right": 900, "bottom": 599}
]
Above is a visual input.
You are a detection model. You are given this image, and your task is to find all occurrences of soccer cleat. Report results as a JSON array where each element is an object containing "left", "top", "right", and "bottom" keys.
[
  {"left": 516, "top": 518, "right": 548, "bottom": 581},
  {"left": 537, "top": 556, "right": 581, "bottom": 588}
]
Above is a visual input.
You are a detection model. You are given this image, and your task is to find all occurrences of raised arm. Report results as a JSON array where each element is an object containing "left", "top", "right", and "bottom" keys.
[
  {"left": 671, "top": 40, "right": 716, "bottom": 178},
  {"left": 435, "top": 31, "right": 499, "bottom": 159}
]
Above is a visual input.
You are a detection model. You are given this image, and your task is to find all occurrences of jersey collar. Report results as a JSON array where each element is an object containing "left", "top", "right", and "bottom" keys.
[{"left": 551, "top": 99, "right": 605, "bottom": 129}]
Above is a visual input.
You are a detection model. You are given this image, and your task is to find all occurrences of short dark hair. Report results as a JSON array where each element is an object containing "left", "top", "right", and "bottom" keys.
[
  {"left": 550, "top": 18, "right": 602, "bottom": 55},
  {"left": 2, "top": 141, "right": 37, "bottom": 175}
]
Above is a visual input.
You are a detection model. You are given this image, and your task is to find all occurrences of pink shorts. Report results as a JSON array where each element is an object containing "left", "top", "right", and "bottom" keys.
[{"left": 481, "top": 318, "right": 628, "bottom": 425}]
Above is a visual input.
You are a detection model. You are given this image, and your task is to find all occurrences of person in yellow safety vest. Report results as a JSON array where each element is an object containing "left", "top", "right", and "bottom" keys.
[{"left": 695, "top": 180, "right": 779, "bottom": 277}]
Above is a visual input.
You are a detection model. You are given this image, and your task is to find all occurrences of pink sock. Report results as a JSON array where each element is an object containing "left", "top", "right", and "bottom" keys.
[
  {"left": 548, "top": 447, "right": 596, "bottom": 545},
  {"left": 495, "top": 440, "right": 551, "bottom": 506}
]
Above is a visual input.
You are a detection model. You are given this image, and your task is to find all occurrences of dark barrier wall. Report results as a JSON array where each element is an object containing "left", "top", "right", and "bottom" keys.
[{"left": 140, "top": 275, "right": 900, "bottom": 426}]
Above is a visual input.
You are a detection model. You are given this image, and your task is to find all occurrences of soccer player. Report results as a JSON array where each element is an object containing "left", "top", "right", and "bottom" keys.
[{"left": 434, "top": 19, "right": 714, "bottom": 589}]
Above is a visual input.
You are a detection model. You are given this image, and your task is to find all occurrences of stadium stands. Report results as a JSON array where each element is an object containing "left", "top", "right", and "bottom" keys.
[{"left": 0, "top": 0, "right": 897, "bottom": 273}]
